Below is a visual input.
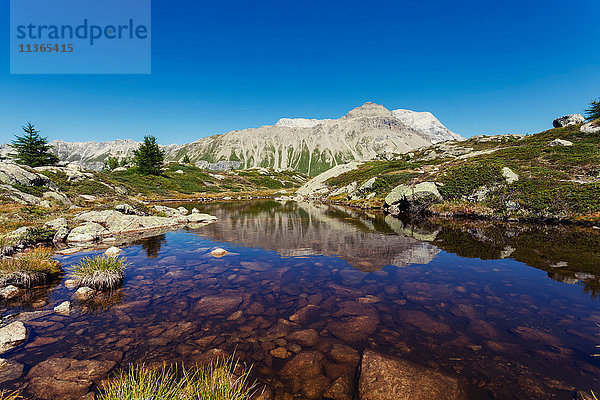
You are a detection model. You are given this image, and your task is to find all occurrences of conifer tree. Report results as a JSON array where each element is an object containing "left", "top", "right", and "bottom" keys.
[
  {"left": 585, "top": 98, "right": 600, "bottom": 121},
  {"left": 10, "top": 123, "right": 59, "bottom": 167},
  {"left": 133, "top": 135, "right": 164, "bottom": 175}
]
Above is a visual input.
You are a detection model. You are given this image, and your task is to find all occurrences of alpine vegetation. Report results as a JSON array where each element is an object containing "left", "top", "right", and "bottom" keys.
[
  {"left": 97, "top": 358, "right": 256, "bottom": 400},
  {"left": 0, "top": 247, "right": 61, "bottom": 288},
  {"left": 72, "top": 255, "right": 127, "bottom": 290}
]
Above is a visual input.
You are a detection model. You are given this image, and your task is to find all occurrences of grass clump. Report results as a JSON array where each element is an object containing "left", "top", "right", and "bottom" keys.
[
  {"left": 98, "top": 358, "right": 256, "bottom": 400},
  {"left": 72, "top": 255, "right": 127, "bottom": 290},
  {"left": 0, "top": 247, "right": 61, "bottom": 288}
]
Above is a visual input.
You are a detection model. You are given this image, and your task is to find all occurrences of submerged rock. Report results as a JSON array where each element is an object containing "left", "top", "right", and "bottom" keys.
[
  {"left": 358, "top": 350, "right": 464, "bottom": 400},
  {"left": 0, "top": 358, "right": 24, "bottom": 384},
  {"left": 0, "top": 322, "right": 27, "bottom": 353},
  {"left": 194, "top": 295, "right": 242, "bottom": 316},
  {"left": 26, "top": 358, "right": 116, "bottom": 400},
  {"left": 210, "top": 248, "right": 229, "bottom": 257}
]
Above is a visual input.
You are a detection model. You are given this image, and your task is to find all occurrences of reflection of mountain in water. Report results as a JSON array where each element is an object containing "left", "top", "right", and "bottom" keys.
[
  {"left": 179, "top": 200, "right": 600, "bottom": 297},
  {"left": 182, "top": 201, "right": 441, "bottom": 271}
]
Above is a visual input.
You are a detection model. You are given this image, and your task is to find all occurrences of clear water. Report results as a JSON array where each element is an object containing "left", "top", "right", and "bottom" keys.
[{"left": 2, "top": 200, "right": 600, "bottom": 399}]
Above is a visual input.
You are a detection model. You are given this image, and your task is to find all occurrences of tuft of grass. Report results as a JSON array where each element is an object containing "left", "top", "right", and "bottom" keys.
[
  {"left": 98, "top": 358, "right": 257, "bottom": 400},
  {"left": 72, "top": 255, "right": 127, "bottom": 290},
  {"left": 0, "top": 247, "right": 61, "bottom": 288}
]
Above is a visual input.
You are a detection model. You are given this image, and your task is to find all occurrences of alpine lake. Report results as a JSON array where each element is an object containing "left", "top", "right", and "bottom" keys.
[{"left": 2, "top": 200, "right": 600, "bottom": 400}]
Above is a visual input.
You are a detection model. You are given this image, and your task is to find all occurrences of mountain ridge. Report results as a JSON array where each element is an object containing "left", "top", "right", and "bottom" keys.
[{"left": 1, "top": 103, "right": 463, "bottom": 175}]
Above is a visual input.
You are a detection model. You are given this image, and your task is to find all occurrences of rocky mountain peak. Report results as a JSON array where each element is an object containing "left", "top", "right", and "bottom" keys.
[{"left": 343, "top": 102, "right": 395, "bottom": 119}]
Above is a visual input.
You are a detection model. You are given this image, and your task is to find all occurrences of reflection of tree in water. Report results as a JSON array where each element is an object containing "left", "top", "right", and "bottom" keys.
[{"left": 139, "top": 234, "right": 166, "bottom": 258}]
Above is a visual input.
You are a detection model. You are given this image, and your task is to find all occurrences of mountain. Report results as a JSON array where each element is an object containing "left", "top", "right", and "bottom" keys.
[
  {"left": 392, "top": 109, "right": 463, "bottom": 143},
  {"left": 0, "top": 103, "right": 463, "bottom": 175}
]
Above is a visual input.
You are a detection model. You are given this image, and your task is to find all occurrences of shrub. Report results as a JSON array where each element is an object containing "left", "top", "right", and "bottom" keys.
[
  {"left": 72, "top": 255, "right": 127, "bottom": 290},
  {"left": 439, "top": 163, "right": 503, "bottom": 200},
  {"left": 97, "top": 358, "right": 256, "bottom": 400},
  {"left": 0, "top": 247, "right": 61, "bottom": 288}
]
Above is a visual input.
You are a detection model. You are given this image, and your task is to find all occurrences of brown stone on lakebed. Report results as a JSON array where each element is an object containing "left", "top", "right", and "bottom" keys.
[
  {"left": 194, "top": 295, "right": 242, "bottom": 316},
  {"left": 289, "top": 304, "right": 321, "bottom": 325},
  {"left": 327, "top": 301, "right": 380, "bottom": 343},
  {"left": 323, "top": 375, "right": 354, "bottom": 400},
  {"left": 358, "top": 350, "right": 465, "bottom": 400},
  {"left": 279, "top": 350, "right": 325, "bottom": 381},
  {"left": 26, "top": 358, "right": 116, "bottom": 400},
  {"left": 286, "top": 329, "right": 320, "bottom": 347}
]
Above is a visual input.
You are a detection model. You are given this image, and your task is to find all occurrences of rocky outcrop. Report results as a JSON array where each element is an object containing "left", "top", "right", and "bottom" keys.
[
  {"left": 66, "top": 206, "right": 217, "bottom": 243},
  {"left": 295, "top": 162, "right": 362, "bottom": 198},
  {"left": 358, "top": 350, "right": 464, "bottom": 400},
  {"left": 384, "top": 182, "right": 443, "bottom": 214},
  {"left": 581, "top": 120, "right": 600, "bottom": 134},
  {"left": 553, "top": 114, "right": 584, "bottom": 128},
  {"left": 549, "top": 138, "right": 573, "bottom": 147},
  {"left": 501, "top": 167, "right": 519, "bottom": 184}
]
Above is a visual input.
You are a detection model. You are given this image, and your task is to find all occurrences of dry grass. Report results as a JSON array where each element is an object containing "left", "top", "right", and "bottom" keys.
[
  {"left": 0, "top": 391, "right": 21, "bottom": 400},
  {"left": 72, "top": 255, "right": 127, "bottom": 290},
  {"left": 0, "top": 247, "right": 61, "bottom": 288}
]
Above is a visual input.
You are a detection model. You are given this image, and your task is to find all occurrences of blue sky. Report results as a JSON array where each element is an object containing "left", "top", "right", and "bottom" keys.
[{"left": 1, "top": 0, "right": 599, "bottom": 144}]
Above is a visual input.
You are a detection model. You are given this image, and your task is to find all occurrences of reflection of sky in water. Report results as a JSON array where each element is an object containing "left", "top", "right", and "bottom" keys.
[{"left": 2, "top": 201, "right": 600, "bottom": 399}]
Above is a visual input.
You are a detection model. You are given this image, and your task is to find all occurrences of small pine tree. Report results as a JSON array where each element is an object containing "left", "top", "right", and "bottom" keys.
[
  {"left": 103, "top": 156, "right": 119, "bottom": 171},
  {"left": 585, "top": 98, "right": 600, "bottom": 121},
  {"left": 133, "top": 135, "right": 164, "bottom": 175},
  {"left": 10, "top": 123, "right": 59, "bottom": 167},
  {"left": 182, "top": 154, "right": 191, "bottom": 164},
  {"left": 119, "top": 158, "right": 128, "bottom": 167}
]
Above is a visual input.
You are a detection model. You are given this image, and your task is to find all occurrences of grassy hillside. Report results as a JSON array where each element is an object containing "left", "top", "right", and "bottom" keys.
[{"left": 320, "top": 122, "right": 600, "bottom": 223}]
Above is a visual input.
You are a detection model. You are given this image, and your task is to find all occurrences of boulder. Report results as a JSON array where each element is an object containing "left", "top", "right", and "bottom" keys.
[
  {"left": 581, "top": 120, "right": 600, "bottom": 134},
  {"left": 384, "top": 182, "right": 442, "bottom": 214},
  {"left": 53, "top": 226, "right": 69, "bottom": 243},
  {"left": 501, "top": 167, "right": 519, "bottom": 184},
  {"left": 549, "top": 139, "right": 573, "bottom": 147},
  {"left": 45, "top": 217, "right": 68, "bottom": 229},
  {"left": 75, "top": 287, "right": 95, "bottom": 300},
  {"left": 53, "top": 301, "right": 72, "bottom": 315},
  {"left": 104, "top": 246, "right": 122, "bottom": 257},
  {"left": 0, "top": 162, "right": 55, "bottom": 188},
  {"left": 553, "top": 114, "right": 584, "bottom": 128},
  {"left": 66, "top": 222, "right": 108, "bottom": 242},
  {"left": 42, "top": 191, "right": 72, "bottom": 206},
  {"left": 210, "top": 248, "right": 229, "bottom": 257},
  {"left": 0, "top": 322, "right": 27, "bottom": 353},
  {"left": 0, "top": 285, "right": 21, "bottom": 299},
  {"left": 358, "top": 350, "right": 464, "bottom": 400}
]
